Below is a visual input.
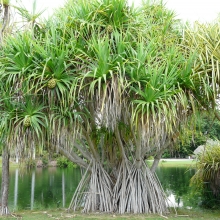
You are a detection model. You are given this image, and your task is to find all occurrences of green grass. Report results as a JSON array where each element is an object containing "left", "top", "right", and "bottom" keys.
[
  {"left": 159, "top": 160, "right": 196, "bottom": 168},
  {"left": 0, "top": 209, "right": 220, "bottom": 220},
  {"left": 146, "top": 159, "right": 196, "bottom": 169},
  {"left": 0, "top": 157, "right": 196, "bottom": 169},
  {"left": 0, "top": 157, "right": 20, "bottom": 168}
]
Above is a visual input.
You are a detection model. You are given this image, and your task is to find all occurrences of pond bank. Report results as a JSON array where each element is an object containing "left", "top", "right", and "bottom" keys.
[
  {"left": 147, "top": 158, "right": 195, "bottom": 168},
  {"left": 3, "top": 158, "right": 196, "bottom": 168}
]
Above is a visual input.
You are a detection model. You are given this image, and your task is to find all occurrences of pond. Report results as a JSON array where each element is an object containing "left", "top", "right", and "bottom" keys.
[
  {"left": 156, "top": 165, "right": 196, "bottom": 208},
  {"left": 2, "top": 164, "right": 196, "bottom": 211}
]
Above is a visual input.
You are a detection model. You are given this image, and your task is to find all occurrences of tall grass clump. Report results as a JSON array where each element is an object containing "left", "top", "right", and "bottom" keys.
[{"left": 191, "top": 143, "right": 220, "bottom": 208}]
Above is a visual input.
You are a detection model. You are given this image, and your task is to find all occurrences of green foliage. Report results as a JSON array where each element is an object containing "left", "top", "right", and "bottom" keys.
[
  {"left": 147, "top": 156, "right": 154, "bottom": 160},
  {"left": 41, "top": 151, "right": 49, "bottom": 167},
  {"left": 25, "top": 158, "right": 36, "bottom": 168},
  {"left": 171, "top": 112, "right": 220, "bottom": 158},
  {"left": 162, "top": 150, "right": 171, "bottom": 158},
  {"left": 57, "top": 156, "right": 77, "bottom": 168},
  {"left": 0, "top": 0, "right": 191, "bottom": 162}
]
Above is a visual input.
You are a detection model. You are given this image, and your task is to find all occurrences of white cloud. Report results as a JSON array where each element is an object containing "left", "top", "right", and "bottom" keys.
[
  {"left": 165, "top": 0, "right": 220, "bottom": 23},
  {"left": 9, "top": 0, "right": 220, "bottom": 23}
]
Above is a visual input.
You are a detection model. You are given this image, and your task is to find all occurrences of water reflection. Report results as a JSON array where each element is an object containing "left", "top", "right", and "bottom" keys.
[
  {"left": 2, "top": 165, "right": 196, "bottom": 210},
  {"left": 14, "top": 169, "right": 19, "bottom": 208},
  {"left": 156, "top": 165, "right": 196, "bottom": 208},
  {"left": 31, "top": 171, "right": 35, "bottom": 210},
  {"left": 167, "top": 193, "right": 183, "bottom": 207},
  {"left": 62, "top": 171, "right": 65, "bottom": 207},
  {"left": 5, "top": 167, "right": 81, "bottom": 210}
]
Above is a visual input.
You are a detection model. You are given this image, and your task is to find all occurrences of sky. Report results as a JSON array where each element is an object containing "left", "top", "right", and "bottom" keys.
[{"left": 10, "top": 0, "right": 220, "bottom": 23}]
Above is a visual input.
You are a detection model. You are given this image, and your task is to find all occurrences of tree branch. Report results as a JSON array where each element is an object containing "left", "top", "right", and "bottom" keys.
[
  {"left": 0, "top": 4, "right": 9, "bottom": 44},
  {"left": 150, "top": 141, "right": 171, "bottom": 172},
  {"left": 59, "top": 146, "right": 89, "bottom": 170}
]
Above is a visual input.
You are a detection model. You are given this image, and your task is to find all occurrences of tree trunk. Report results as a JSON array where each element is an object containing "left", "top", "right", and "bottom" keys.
[
  {"left": 68, "top": 128, "right": 169, "bottom": 214},
  {"left": 0, "top": 4, "right": 9, "bottom": 44},
  {"left": 1, "top": 145, "right": 10, "bottom": 215},
  {"left": 150, "top": 150, "right": 164, "bottom": 173},
  {"left": 0, "top": 3, "right": 10, "bottom": 216},
  {"left": 69, "top": 158, "right": 168, "bottom": 214},
  {"left": 151, "top": 141, "right": 171, "bottom": 173}
]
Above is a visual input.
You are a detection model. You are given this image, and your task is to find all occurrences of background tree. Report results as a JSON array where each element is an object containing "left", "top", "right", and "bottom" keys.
[
  {"left": 0, "top": 0, "right": 46, "bottom": 215},
  {"left": 0, "top": 0, "right": 9, "bottom": 44},
  {"left": 0, "top": 0, "right": 11, "bottom": 215},
  {"left": 162, "top": 111, "right": 220, "bottom": 158}
]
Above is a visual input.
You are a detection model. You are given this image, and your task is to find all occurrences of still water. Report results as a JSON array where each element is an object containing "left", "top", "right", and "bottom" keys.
[
  {"left": 3, "top": 165, "right": 195, "bottom": 211},
  {"left": 156, "top": 165, "right": 196, "bottom": 208}
]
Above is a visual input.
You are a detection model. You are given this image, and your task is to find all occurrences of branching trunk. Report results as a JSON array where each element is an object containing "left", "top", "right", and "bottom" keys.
[
  {"left": 0, "top": 4, "right": 9, "bottom": 44},
  {"left": 82, "top": 127, "right": 100, "bottom": 161},
  {"left": 69, "top": 136, "right": 169, "bottom": 214},
  {"left": 0, "top": 4, "right": 10, "bottom": 216},
  {"left": 115, "top": 126, "right": 126, "bottom": 159},
  {"left": 59, "top": 146, "right": 89, "bottom": 170},
  {"left": 113, "top": 159, "right": 168, "bottom": 214},
  {"left": 1, "top": 145, "right": 10, "bottom": 215},
  {"left": 69, "top": 160, "right": 113, "bottom": 213},
  {"left": 151, "top": 141, "right": 171, "bottom": 173},
  {"left": 150, "top": 150, "right": 164, "bottom": 173},
  {"left": 73, "top": 142, "right": 91, "bottom": 162}
]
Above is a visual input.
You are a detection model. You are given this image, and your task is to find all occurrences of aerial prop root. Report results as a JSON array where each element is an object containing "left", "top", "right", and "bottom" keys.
[
  {"left": 112, "top": 160, "right": 169, "bottom": 214},
  {"left": 69, "top": 159, "right": 168, "bottom": 214},
  {"left": 69, "top": 160, "right": 113, "bottom": 213}
]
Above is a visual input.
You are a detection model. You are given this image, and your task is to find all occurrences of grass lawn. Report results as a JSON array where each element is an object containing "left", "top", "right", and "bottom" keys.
[
  {"left": 146, "top": 159, "right": 196, "bottom": 169},
  {"left": 0, "top": 157, "right": 20, "bottom": 169},
  {"left": 159, "top": 160, "right": 196, "bottom": 168},
  {"left": 0, "top": 157, "right": 196, "bottom": 169},
  {"left": 0, "top": 208, "right": 220, "bottom": 220}
]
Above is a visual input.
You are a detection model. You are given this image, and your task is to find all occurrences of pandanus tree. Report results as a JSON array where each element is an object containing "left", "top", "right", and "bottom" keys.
[
  {"left": 0, "top": 0, "right": 11, "bottom": 215},
  {"left": 0, "top": 0, "right": 205, "bottom": 215},
  {"left": 0, "top": 0, "right": 46, "bottom": 215}
]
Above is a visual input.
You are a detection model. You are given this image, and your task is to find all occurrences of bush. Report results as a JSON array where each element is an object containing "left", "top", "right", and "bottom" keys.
[
  {"left": 147, "top": 156, "right": 154, "bottom": 160},
  {"left": 190, "top": 142, "right": 220, "bottom": 208},
  {"left": 57, "top": 156, "right": 77, "bottom": 168},
  {"left": 57, "top": 157, "right": 69, "bottom": 168},
  {"left": 25, "top": 158, "right": 36, "bottom": 168},
  {"left": 41, "top": 151, "right": 49, "bottom": 167}
]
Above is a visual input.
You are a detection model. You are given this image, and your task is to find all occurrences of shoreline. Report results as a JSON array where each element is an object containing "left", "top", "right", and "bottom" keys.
[{"left": 1, "top": 158, "right": 196, "bottom": 169}]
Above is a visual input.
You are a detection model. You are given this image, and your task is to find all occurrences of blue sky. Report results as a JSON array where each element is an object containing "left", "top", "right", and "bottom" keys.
[{"left": 11, "top": 0, "right": 220, "bottom": 23}]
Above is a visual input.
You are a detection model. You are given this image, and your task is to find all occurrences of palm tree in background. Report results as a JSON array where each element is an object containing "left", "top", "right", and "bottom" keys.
[
  {"left": 0, "top": 0, "right": 11, "bottom": 215},
  {"left": 0, "top": 0, "right": 10, "bottom": 44},
  {"left": 0, "top": 0, "right": 46, "bottom": 215}
]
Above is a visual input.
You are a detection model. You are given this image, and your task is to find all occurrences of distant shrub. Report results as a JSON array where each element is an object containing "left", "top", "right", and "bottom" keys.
[
  {"left": 41, "top": 151, "right": 49, "bottom": 167},
  {"left": 57, "top": 157, "right": 69, "bottom": 168},
  {"left": 25, "top": 158, "right": 36, "bottom": 168},
  {"left": 57, "top": 156, "right": 77, "bottom": 168}
]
